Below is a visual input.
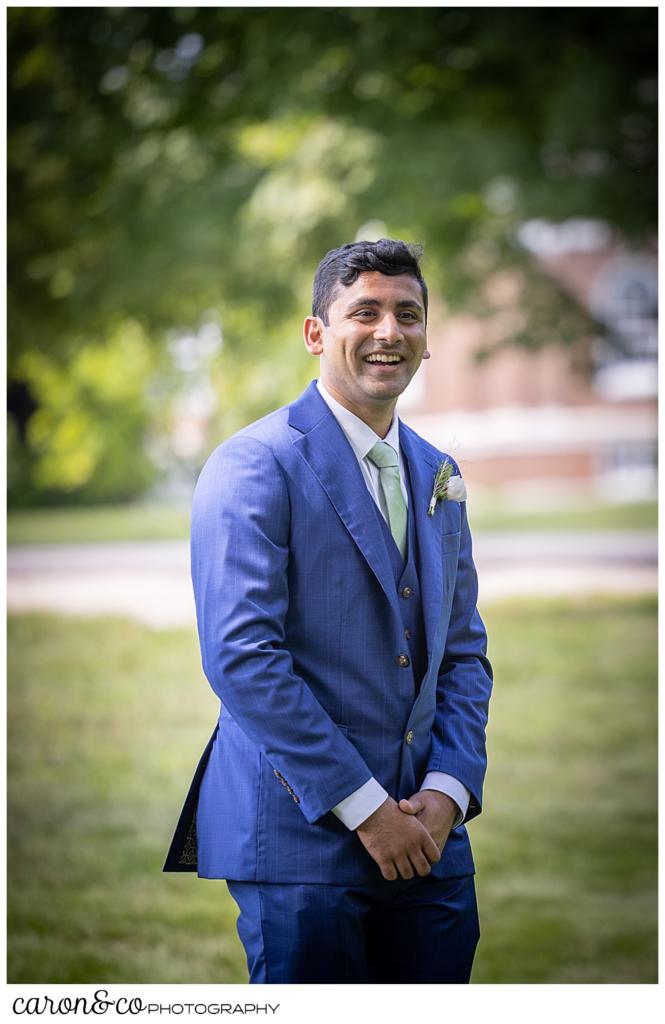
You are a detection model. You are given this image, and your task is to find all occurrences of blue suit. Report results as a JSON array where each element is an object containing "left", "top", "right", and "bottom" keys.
[{"left": 164, "top": 381, "right": 492, "bottom": 979}]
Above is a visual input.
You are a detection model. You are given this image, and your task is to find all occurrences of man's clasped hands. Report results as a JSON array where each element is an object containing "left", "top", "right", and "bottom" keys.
[{"left": 356, "top": 790, "right": 458, "bottom": 881}]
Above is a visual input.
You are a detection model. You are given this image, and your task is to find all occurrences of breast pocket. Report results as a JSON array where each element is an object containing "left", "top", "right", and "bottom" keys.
[
  {"left": 442, "top": 530, "right": 461, "bottom": 555},
  {"left": 442, "top": 530, "right": 461, "bottom": 595}
]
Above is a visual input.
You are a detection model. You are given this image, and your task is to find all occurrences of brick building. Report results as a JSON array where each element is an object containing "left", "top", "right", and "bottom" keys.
[{"left": 400, "top": 220, "right": 657, "bottom": 500}]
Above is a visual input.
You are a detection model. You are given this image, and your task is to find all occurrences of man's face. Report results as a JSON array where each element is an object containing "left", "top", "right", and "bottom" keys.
[{"left": 309, "top": 271, "right": 427, "bottom": 415}]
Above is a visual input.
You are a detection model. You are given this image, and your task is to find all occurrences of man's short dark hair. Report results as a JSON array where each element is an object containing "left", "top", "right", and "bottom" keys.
[{"left": 312, "top": 238, "right": 428, "bottom": 324}]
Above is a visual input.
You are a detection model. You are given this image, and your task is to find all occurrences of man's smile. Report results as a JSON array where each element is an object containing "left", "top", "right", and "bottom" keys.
[{"left": 364, "top": 352, "right": 404, "bottom": 364}]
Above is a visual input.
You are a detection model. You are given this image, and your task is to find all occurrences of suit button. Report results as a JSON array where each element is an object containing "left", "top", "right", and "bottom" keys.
[
  {"left": 401, "top": 586, "right": 413, "bottom": 599},
  {"left": 404, "top": 628, "right": 412, "bottom": 640},
  {"left": 397, "top": 653, "right": 410, "bottom": 668},
  {"left": 405, "top": 730, "right": 414, "bottom": 745}
]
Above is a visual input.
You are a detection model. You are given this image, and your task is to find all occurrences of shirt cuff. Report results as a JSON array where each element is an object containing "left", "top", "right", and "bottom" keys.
[
  {"left": 421, "top": 772, "right": 470, "bottom": 828},
  {"left": 332, "top": 777, "right": 389, "bottom": 831}
]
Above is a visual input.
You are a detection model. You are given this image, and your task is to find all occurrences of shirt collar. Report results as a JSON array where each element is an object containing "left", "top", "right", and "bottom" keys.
[{"left": 316, "top": 379, "right": 401, "bottom": 462}]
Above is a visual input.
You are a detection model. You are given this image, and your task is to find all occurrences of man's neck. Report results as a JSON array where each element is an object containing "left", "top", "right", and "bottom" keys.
[{"left": 319, "top": 380, "right": 396, "bottom": 439}]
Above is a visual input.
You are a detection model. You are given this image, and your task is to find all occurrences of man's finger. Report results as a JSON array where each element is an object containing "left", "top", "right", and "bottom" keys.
[
  {"left": 381, "top": 861, "right": 398, "bottom": 882},
  {"left": 399, "top": 796, "right": 424, "bottom": 815},
  {"left": 395, "top": 856, "right": 414, "bottom": 880},
  {"left": 422, "top": 832, "right": 442, "bottom": 864},
  {"left": 409, "top": 851, "right": 433, "bottom": 878}
]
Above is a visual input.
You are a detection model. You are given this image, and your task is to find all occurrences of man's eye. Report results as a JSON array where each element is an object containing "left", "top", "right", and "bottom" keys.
[{"left": 355, "top": 310, "right": 375, "bottom": 318}]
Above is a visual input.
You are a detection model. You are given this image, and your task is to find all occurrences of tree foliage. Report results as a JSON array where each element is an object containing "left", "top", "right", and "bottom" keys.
[{"left": 7, "top": 7, "right": 657, "bottom": 504}]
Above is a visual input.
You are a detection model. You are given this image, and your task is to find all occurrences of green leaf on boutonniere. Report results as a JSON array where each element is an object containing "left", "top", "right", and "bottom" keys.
[{"left": 428, "top": 459, "right": 453, "bottom": 516}]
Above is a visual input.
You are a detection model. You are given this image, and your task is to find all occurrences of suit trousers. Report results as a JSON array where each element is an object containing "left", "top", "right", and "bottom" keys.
[{"left": 226, "top": 872, "right": 480, "bottom": 984}]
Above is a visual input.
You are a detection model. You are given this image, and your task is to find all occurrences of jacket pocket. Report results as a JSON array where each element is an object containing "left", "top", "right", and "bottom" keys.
[{"left": 442, "top": 530, "right": 461, "bottom": 554}]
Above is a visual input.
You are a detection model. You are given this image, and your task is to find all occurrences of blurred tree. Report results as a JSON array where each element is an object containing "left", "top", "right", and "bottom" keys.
[
  {"left": 8, "top": 318, "right": 159, "bottom": 505},
  {"left": 7, "top": 7, "right": 656, "bottom": 504}
]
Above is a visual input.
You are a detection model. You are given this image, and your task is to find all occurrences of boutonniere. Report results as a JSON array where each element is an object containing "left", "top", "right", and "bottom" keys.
[{"left": 427, "top": 459, "right": 467, "bottom": 515}]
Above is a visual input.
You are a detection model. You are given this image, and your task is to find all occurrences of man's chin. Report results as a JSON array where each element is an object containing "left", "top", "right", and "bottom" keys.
[{"left": 362, "top": 379, "right": 410, "bottom": 402}]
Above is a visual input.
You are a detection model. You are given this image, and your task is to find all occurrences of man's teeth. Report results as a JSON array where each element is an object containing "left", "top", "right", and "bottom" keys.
[{"left": 365, "top": 354, "right": 402, "bottom": 363}]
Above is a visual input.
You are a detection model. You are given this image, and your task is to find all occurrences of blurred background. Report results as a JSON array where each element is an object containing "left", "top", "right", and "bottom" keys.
[{"left": 7, "top": 7, "right": 657, "bottom": 983}]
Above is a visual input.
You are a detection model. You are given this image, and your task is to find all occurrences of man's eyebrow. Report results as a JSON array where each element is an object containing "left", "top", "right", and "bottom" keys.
[{"left": 345, "top": 296, "right": 424, "bottom": 312}]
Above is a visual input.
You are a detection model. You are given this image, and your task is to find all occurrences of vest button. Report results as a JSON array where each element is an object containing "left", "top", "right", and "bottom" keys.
[
  {"left": 405, "top": 730, "right": 414, "bottom": 745},
  {"left": 397, "top": 653, "right": 410, "bottom": 668},
  {"left": 401, "top": 586, "right": 413, "bottom": 598}
]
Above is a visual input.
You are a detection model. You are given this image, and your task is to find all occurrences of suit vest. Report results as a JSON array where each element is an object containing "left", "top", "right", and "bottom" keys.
[{"left": 370, "top": 454, "right": 427, "bottom": 693}]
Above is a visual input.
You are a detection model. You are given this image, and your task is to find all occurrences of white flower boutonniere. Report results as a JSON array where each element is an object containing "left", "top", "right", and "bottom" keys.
[{"left": 427, "top": 459, "right": 467, "bottom": 515}]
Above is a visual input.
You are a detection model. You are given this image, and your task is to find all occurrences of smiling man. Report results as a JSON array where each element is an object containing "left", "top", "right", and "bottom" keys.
[{"left": 165, "top": 238, "right": 493, "bottom": 984}]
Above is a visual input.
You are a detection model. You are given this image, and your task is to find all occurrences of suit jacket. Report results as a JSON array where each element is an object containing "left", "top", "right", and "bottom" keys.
[{"left": 164, "top": 380, "right": 493, "bottom": 883}]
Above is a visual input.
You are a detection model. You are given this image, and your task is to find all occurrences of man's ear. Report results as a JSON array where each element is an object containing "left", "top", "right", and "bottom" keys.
[{"left": 303, "top": 315, "right": 324, "bottom": 356}]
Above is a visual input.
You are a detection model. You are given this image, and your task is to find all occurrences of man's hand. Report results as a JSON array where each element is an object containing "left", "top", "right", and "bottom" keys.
[
  {"left": 398, "top": 790, "right": 459, "bottom": 853},
  {"left": 356, "top": 796, "right": 441, "bottom": 881}
]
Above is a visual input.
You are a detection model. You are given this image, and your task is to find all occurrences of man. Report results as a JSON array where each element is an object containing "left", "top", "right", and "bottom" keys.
[{"left": 164, "top": 238, "right": 493, "bottom": 984}]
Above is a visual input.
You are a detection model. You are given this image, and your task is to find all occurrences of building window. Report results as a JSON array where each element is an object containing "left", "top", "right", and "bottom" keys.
[{"left": 589, "top": 254, "right": 657, "bottom": 399}]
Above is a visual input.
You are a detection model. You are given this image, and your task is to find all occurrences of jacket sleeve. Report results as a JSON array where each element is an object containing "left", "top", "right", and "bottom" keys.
[
  {"left": 191, "top": 434, "right": 374, "bottom": 825},
  {"left": 425, "top": 494, "right": 493, "bottom": 823}
]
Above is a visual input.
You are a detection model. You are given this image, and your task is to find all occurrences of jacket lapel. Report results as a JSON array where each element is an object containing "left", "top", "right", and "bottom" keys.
[
  {"left": 288, "top": 382, "right": 401, "bottom": 620},
  {"left": 399, "top": 422, "right": 444, "bottom": 661}
]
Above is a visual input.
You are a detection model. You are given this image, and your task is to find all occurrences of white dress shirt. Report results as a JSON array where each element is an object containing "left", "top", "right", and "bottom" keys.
[{"left": 316, "top": 379, "right": 470, "bottom": 831}]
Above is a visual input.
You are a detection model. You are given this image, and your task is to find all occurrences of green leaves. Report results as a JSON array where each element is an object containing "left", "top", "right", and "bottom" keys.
[
  {"left": 427, "top": 460, "right": 453, "bottom": 516},
  {"left": 7, "top": 7, "right": 657, "bottom": 505}
]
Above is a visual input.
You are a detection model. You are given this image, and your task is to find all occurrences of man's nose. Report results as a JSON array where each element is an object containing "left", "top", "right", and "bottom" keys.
[{"left": 373, "top": 313, "right": 402, "bottom": 342}]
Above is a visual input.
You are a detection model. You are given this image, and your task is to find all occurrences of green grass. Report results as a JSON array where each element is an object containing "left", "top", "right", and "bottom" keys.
[
  {"left": 7, "top": 503, "right": 191, "bottom": 545},
  {"left": 468, "top": 498, "right": 657, "bottom": 533},
  {"left": 7, "top": 499, "right": 657, "bottom": 545},
  {"left": 7, "top": 596, "right": 657, "bottom": 983},
  {"left": 472, "top": 595, "right": 657, "bottom": 983}
]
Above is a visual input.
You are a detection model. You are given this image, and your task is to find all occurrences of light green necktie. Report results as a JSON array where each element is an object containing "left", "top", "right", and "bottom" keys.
[{"left": 367, "top": 441, "right": 407, "bottom": 559}]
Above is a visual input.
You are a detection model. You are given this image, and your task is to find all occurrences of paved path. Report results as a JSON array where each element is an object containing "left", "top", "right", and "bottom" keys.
[
  {"left": 7, "top": 532, "right": 657, "bottom": 629},
  {"left": 473, "top": 530, "right": 657, "bottom": 604}
]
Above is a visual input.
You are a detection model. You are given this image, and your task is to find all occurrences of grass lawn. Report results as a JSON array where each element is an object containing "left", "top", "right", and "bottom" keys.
[
  {"left": 7, "top": 596, "right": 657, "bottom": 984},
  {"left": 7, "top": 503, "right": 192, "bottom": 546},
  {"left": 7, "top": 498, "right": 657, "bottom": 545},
  {"left": 468, "top": 497, "right": 657, "bottom": 533}
]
